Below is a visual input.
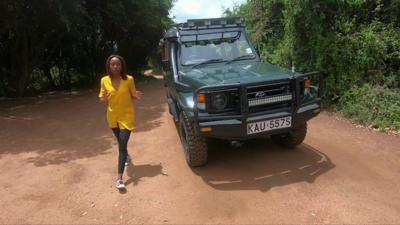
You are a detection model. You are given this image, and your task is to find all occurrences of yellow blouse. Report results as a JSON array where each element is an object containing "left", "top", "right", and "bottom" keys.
[{"left": 98, "top": 75, "right": 136, "bottom": 131}]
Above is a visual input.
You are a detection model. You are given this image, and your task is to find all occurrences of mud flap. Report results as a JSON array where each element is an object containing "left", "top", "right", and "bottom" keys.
[{"left": 167, "top": 98, "right": 179, "bottom": 123}]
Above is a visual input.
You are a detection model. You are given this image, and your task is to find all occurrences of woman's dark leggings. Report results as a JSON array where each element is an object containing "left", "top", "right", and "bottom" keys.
[{"left": 111, "top": 128, "right": 131, "bottom": 174}]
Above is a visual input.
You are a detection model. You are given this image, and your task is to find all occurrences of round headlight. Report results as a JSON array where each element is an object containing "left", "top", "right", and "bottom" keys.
[{"left": 211, "top": 93, "right": 228, "bottom": 110}]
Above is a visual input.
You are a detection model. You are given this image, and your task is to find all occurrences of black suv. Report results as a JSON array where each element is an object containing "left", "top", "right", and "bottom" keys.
[{"left": 159, "top": 17, "right": 321, "bottom": 167}]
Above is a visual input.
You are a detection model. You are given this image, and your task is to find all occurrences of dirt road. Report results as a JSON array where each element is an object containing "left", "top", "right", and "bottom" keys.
[{"left": 1, "top": 78, "right": 400, "bottom": 224}]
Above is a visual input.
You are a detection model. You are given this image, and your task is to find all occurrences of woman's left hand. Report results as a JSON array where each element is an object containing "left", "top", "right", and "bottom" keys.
[{"left": 133, "top": 90, "right": 143, "bottom": 100}]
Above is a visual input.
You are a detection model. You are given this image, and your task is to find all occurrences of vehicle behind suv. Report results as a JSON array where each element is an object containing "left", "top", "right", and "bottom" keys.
[{"left": 159, "top": 17, "right": 321, "bottom": 167}]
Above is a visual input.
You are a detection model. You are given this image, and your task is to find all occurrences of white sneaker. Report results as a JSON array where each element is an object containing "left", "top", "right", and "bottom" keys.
[
  {"left": 116, "top": 180, "right": 125, "bottom": 189},
  {"left": 125, "top": 154, "right": 131, "bottom": 166}
]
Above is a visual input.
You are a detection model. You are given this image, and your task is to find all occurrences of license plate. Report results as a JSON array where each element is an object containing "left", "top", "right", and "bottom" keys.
[{"left": 247, "top": 116, "right": 292, "bottom": 135}]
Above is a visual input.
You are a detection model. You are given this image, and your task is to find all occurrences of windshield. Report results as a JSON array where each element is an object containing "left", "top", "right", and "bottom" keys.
[{"left": 180, "top": 31, "right": 255, "bottom": 66}]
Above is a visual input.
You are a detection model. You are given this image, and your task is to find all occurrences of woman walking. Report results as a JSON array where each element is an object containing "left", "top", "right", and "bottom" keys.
[{"left": 98, "top": 54, "right": 143, "bottom": 189}]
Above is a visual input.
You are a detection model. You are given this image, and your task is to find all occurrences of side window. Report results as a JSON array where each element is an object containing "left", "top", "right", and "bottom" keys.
[
  {"left": 237, "top": 36, "right": 254, "bottom": 56},
  {"left": 238, "top": 40, "right": 250, "bottom": 55}
]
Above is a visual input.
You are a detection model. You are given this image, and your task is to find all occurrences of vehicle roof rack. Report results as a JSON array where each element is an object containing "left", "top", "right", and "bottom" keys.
[
  {"left": 163, "top": 17, "right": 244, "bottom": 40},
  {"left": 180, "top": 17, "right": 244, "bottom": 30}
]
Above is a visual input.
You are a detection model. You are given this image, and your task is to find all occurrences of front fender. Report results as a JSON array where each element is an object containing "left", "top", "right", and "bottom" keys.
[{"left": 176, "top": 92, "right": 195, "bottom": 117}]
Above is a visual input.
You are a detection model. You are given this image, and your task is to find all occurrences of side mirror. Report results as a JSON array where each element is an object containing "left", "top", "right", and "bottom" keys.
[
  {"left": 254, "top": 47, "right": 261, "bottom": 58},
  {"left": 162, "top": 60, "right": 170, "bottom": 72},
  {"left": 160, "top": 39, "right": 170, "bottom": 71}
]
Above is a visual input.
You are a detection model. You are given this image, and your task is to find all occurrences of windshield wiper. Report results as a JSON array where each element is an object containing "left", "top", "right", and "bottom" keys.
[
  {"left": 191, "top": 59, "right": 225, "bottom": 69},
  {"left": 225, "top": 54, "right": 255, "bottom": 64}
]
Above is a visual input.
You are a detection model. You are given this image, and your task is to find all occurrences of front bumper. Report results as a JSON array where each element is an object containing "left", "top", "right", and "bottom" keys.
[
  {"left": 188, "top": 72, "right": 322, "bottom": 140},
  {"left": 195, "top": 103, "right": 320, "bottom": 140}
]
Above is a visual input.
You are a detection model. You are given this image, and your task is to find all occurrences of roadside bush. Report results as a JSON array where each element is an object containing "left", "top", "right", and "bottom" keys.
[
  {"left": 228, "top": 0, "right": 400, "bottom": 130},
  {"left": 341, "top": 83, "right": 400, "bottom": 130}
]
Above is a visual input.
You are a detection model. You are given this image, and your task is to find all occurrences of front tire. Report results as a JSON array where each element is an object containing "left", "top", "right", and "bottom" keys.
[
  {"left": 178, "top": 111, "right": 208, "bottom": 167},
  {"left": 271, "top": 123, "right": 307, "bottom": 148}
]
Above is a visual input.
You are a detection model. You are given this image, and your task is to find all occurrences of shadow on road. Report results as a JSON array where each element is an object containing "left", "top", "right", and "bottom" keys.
[
  {"left": 0, "top": 79, "right": 166, "bottom": 167},
  {"left": 134, "top": 79, "right": 166, "bottom": 133},
  {"left": 193, "top": 138, "right": 335, "bottom": 192},
  {"left": 125, "top": 163, "right": 167, "bottom": 186}
]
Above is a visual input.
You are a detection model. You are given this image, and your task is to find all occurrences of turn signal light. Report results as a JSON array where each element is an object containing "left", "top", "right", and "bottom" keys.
[
  {"left": 197, "top": 93, "right": 206, "bottom": 103},
  {"left": 304, "top": 79, "right": 311, "bottom": 88},
  {"left": 200, "top": 127, "right": 212, "bottom": 132}
]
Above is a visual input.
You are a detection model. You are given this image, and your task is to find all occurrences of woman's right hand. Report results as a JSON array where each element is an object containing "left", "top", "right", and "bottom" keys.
[
  {"left": 134, "top": 90, "right": 143, "bottom": 100},
  {"left": 100, "top": 91, "right": 111, "bottom": 102}
]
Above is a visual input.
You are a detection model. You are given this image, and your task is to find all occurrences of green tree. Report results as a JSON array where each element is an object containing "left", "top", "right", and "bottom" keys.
[{"left": 0, "top": 0, "right": 174, "bottom": 96}]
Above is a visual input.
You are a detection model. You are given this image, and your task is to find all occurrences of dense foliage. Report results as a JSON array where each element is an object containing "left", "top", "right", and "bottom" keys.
[
  {"left": 0, "top": 0, "right": 173, "bottom": 97},
  {"left": 225, "top": 0, "right": 400, "bottom": 129}
]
